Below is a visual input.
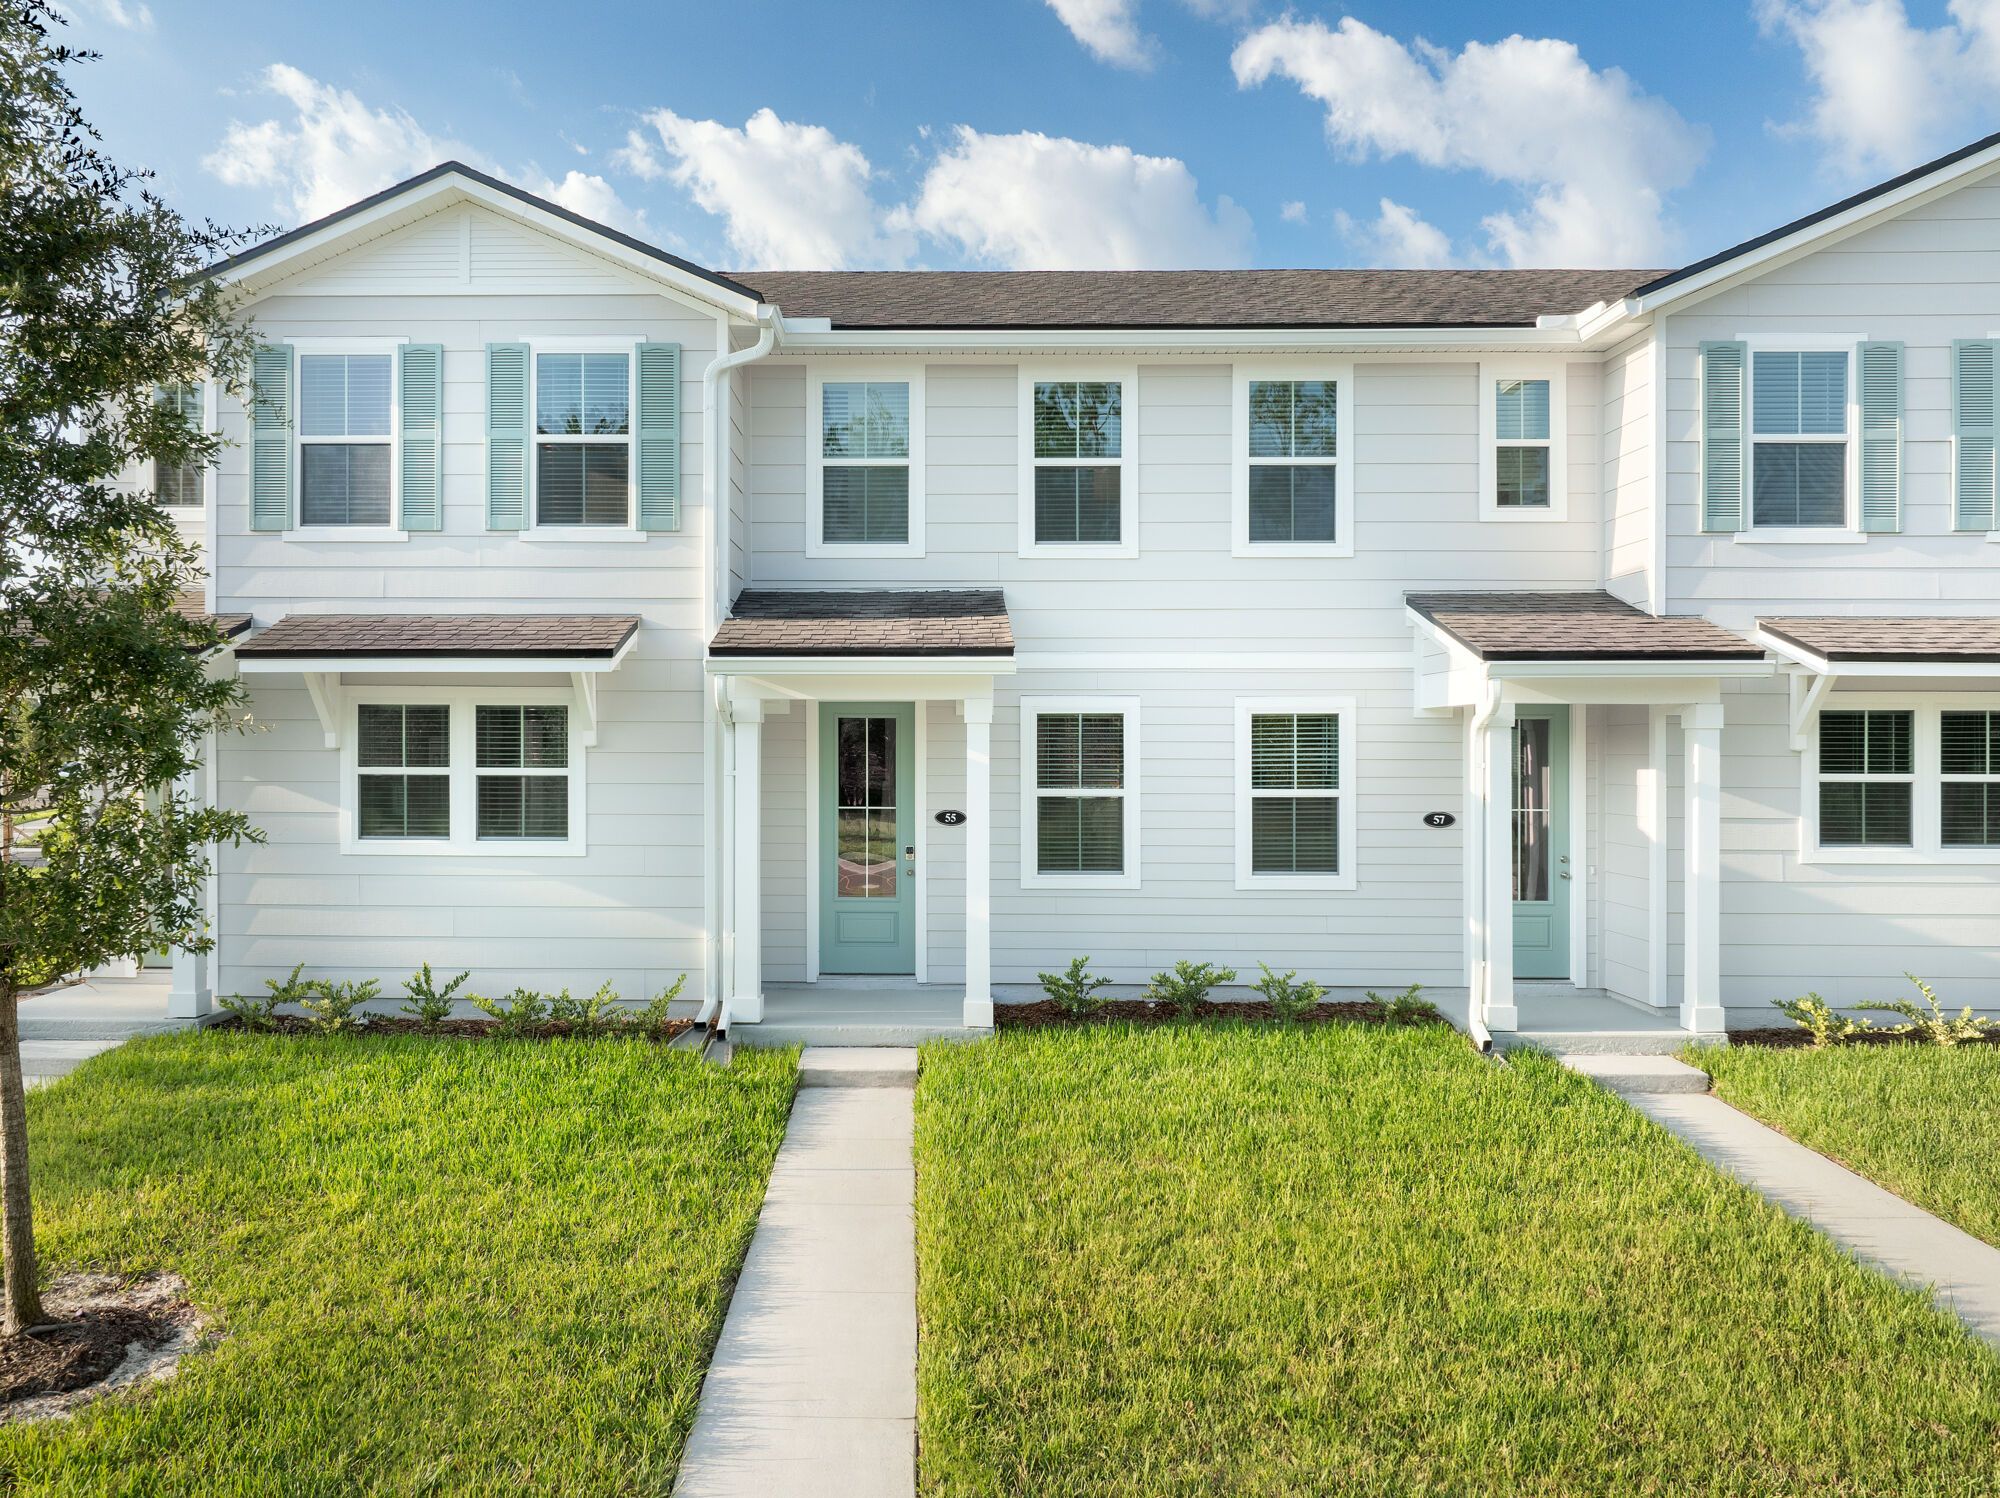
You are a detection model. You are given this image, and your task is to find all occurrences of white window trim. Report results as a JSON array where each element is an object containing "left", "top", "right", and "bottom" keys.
[
  {"left": 290, "top": 338, "right": 405, "bottom": 538},
  {"left": 1799, "top": 693, "right": 2000, "bottom": 865},
  {"left": 338, "top": 685, "right": 587, "bottom": 857},
  {"left": 1231, "top": 359, "right": 1353, "bottom": 558},
  {"left": 1741, "top": 336, "right": 1861, "bottom": 541},
  {"left": 806, "top": 359, "right": 926, "bottom": 559},
  {"left": 1016, "top": 362, "right": 1139, "bottom": 560},
  {"left": 527, "top": 342, "right": 640, "bottom": 535},
  {"left": 1233, "top": 696, "right": 1358, "bottom": 891},
  {"left": 1018, "top": 694, "right": 1141, "bottom": 891},
  {"left": 1478, "top": 360, "right": 1569, "bottom": 522}
]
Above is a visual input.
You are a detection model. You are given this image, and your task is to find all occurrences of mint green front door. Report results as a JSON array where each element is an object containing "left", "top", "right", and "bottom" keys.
[
  {"left": 1511, "top": 705, "right": 1571, "bottom": 979},
  {"left": 819, "top": 703, "right": 916, "bottom": 975}
]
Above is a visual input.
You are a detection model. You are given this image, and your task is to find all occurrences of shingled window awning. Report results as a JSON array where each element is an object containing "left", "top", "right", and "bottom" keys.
[
  {"left": 233, "top": 614, "right": 640, "bottom": 662},
  {"left": 1759, "top": 616, "right": 2000, "bottom": 666},
  {"left": 1407, "top": 591, "right": 1765, "bottom": 663},
  {"left": 709, "top": 590, "right": 1013, "bottom": 659}
]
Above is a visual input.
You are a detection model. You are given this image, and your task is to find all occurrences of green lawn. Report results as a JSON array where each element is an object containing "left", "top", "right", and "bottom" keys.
[
  {"left": 1689, "top": 1042, "right": 2000, "bottom": 1250},
  {"left": 915, "top": 1024, "right": 2000, "bottom": 1497},
  {"left": 0, "top": 1032, "right": 797, "bottom": 1496}
]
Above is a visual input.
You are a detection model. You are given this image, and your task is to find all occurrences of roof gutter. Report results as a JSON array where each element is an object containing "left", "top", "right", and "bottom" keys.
[{"left": 769, "top": 324, "right": 1599, "bottom": 356}]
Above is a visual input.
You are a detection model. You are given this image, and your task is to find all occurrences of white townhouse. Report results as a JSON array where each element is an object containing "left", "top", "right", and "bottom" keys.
[{"left": 152, "top": 137, "right": 2000, "bottom": 1047}]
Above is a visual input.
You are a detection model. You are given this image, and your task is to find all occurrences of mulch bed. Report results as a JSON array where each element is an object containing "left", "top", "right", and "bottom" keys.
[
  {"left": 0, "top": 1273, "right": 205, "bottom": 1423},
  {"left": 995, "top": 999, "right": 1446, "bottom": 1031},
  {"left": 208, "top": 1014, "right": 696, "bottom": 1043},
  {"left": 1725, "top": 1026, "right": 2000, "bottom": 1050}
]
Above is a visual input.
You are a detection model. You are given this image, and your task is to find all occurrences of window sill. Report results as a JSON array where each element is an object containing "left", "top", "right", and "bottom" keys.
[
  {"left": 518, "top": 527, "right": 655, "bottom": 544},
  {"left": 1019, "top": 871, "right": 1141, "bottom": 891},
  {"left": 805, "top": 541, "right": 926, "bottom": 560},
  {"left": 1230, "top": 540, "right": 1355, "bottom": 560},
  {"left": 1799, "top": 845, "right": 2000, "bottom": 866},
  {"left": 340, "top": 839, "right": 587, "bottom": 858},
  {"left": 1017, "top": 541, "right": 1140, "bottom": 561},
  {"left": 1480, "top": 505, "right": 1569, "bottom": 524},
  {"left": 288, "top": 527, "right": 410, "bottom": 543},
  {"left": 1732, "top": 529, "right": 1867, "bottom": 545},
  {"left": 1234, "top": 872, "right": 1358, "bottom": 892}
]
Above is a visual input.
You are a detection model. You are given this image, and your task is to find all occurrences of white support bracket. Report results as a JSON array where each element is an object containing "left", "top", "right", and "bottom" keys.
[
  {"left": 302, "top": 672, "right": 344, "bottom": 750},
  {"left": 571, "top": 672, "right": 599, "bottom": 748},
  {"left": 1787, "top": 669, "right": 1835, "bottom": 751}
]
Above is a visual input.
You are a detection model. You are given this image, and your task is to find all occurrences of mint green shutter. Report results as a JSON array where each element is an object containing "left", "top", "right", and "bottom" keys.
[
  {"left": 1954, "top": 339, "right": 1998, "bottom": 532},
  {"left": 636, "top": 341, "right": 681, "bottom": 531},
  {"left": 1699, "top": 340, "right": 1748, "bottom": 532},
  {"left": 249, "top": 345, "right": 292, "bottom": 531},
  {"left": 486, "top": 342, "right": 529, "bottom": 530},
  {"left": 399, "top": 343, "right": 444, "bottom": 532},
  {"left": 1857, "top": 341, "right": 1903, "bottom": 533}
]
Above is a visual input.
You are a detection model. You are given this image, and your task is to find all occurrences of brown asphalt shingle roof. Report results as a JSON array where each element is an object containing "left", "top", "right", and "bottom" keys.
[
  {"left": 1760, "top": 616, "right": 2000, "bottom": 663},
  {"left": 741, "top": 269, "right": 1666, "bottom": 330},
  {"left": 234, "top": 614, "right": 639, "bottom": 658},
  {"left": 710, "top": 590, "right": 1013, "bottom": 657},
  {"left": 171, "top": 592, "right": 251, "bottom": 645},
  {"left": 1407, "top": 591, "right": 1764, "bottom": 662}
]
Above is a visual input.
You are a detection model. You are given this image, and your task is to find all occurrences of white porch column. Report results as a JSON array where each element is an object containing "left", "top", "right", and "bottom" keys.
[
  {"left": 962, "top": 697, "right": 994, "bottom": 1029},
  {"left": 166, "top": 757, "right": 212, "bottom": 1021},
  {"left": 730, "top": 697, "right": 766, "bottom": 1025},
  {"left": 1483, "top": 698, "right": 1518, "bottom": 1031},
  {"left": 1681, "top": 702, "right": 1726, "bottom": 1036}
]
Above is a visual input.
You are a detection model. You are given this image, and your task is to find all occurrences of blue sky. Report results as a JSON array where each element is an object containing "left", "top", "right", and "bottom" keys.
[{"left": 55, "top": 0, "right": 2000, "bottom": 273}]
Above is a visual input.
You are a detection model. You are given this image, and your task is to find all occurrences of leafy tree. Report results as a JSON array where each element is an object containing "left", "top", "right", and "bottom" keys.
[{"left": 0, "top": 5, "right": 263, "bottom": 1332}]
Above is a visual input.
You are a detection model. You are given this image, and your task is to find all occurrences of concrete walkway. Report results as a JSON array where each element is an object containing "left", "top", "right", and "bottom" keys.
[
  {"left": 675, "top": 1047, "right": 917, "bottom": 1498},
  {"left": 1592, "top": 1078, "right": 2000, "bottom": 1351}
]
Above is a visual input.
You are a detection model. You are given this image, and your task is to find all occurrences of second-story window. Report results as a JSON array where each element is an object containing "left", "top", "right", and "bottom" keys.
[
  {"left": 822, "top": 380, "right": 910, "bottom": 545},
  {"left": 536, "top": 352, "right": 631, "bottom": 526},
  {"left": 1752, "top": 350, "right": 1848, "bottom": 528},
  {"left": 1018, "top": 365, "right": 1137, "bottom": 557},
  {"left": 1479, "top": 363, "right": 1567, "bottom": 521},
  {"left": 154, "top": 382, "right": 204, "bottom": 509},
  {"left": 1233, "top": 363, "right": 1351, "bottom": 557},
  {"left": 299, "top": 353, "right": 392, "bottom": 525}
]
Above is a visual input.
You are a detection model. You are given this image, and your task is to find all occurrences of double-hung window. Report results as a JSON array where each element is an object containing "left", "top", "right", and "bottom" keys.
[
  {"left": 356, "top": 704, "right": 451, "bottom": 840},
  {"left": 1752, "top": 350, "right": 1849, "bottom": 529},
  {"left": 1235, "top": 699, "right": 1356, "bottom": 890},
  {"left": 345, "top": 691, "right": 584, "bottom": 855},
  {"left": 1816, "top": 708, "right": 1913, "bottom": 847},
  {"left": 535, "top": 352, "right": 632, "bottom": 526},
  {"left": 1018, "top": 366, "right": 1137, "bottom": 556},
  {"left": 1232, "top": 363, "right": 1351, "bottom": 556},
  {"left": 1020, "top": 697, "right": 1139, "bottom": 889},
  {"left": 299, "top": 352, "right": 393, "bottom": 525},
  {"left": 154, "top": 382, "right": 204, "bottom": 509},
  {"left": 809, "top": 362, "right": 924, "bottom": 556},
  {"left": 1941, "top": 710, "right": 2000, "bottom": 848},
  {"left": 1479, "top": 363, "right": 1567, "bottom": 520}
]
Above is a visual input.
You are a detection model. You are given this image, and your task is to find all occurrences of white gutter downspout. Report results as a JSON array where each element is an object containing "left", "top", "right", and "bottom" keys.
[
  {"left": 699, "top": 307, "right": 778, "bottom": 1030},
  {"left": 1465, "top": 681, "right": 1502, "bottom": 1053}
]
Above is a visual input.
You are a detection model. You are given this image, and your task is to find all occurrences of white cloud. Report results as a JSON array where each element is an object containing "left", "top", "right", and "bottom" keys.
[
  {"left": 1757, "top": 0, "right": 2000, "bottom": 175},
  {"left": 1045, "top": 0, "right": 1152, "bottom": 68},
  {"left": 203, "top": 65, "right": 644, "bottom": 234},
  {"left": 1280, "top": 199, "right": 1307, "bottom": 224},
  {"left": 615, "top": 107, "right": 911, "bottom": 269},
  {"left": 1231, "top": 18, "right": 1705, "bottom": 265},
  {"left": 58, "top": 0, "right": 152, "bottom": 28},
  {"left": 1335, "top": 198, "right": 1454, "bottom": 268},
  {"left": 894, "top": 126, "right": 1253, "bottom": 269}
]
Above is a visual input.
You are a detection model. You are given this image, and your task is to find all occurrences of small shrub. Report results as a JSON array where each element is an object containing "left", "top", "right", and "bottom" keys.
[
  {"left": 629, "top": 975, "right": 688, "bottom": 1040},
  {"left": 474, "top": 987, "right": 550, "bottom": 1039},
  {"left": 547, "top": 982, "right": 622, "bottom": 1035},
  {"left": 301, "top": 978, "right": 380, "bottom": 1034},
  {"left": 1145, "top": 959, "right": 1238, "bottom": 1020},
  {"left": 1774, "top": 993, "right": 1873, "bottom": 1048},
  {"left": 1368, "top": 982, "right": 1440, "bottom": 1027},
  {"left": 400, "top": 964, "right": 470, "bottom": 1032},
  {"left": 219, "top": 962, "right": 313, "bottom": 1032},
  {"left": 1251, "top": 963, "right": 1324, "bottom": 1024},
  {"left": 1039, "top": 956, "right": 1114, "bottom": 1019},
  {"left": 1857, "top": 974, "right": 1997, "bottom": 1047}
]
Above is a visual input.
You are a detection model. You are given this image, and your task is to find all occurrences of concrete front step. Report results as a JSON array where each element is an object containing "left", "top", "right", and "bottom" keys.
[
  {"left": 1498, "top": 1029, "right": 1695, "bottom": 1056},
  {"left": 799, "top": 1047, "right": 918, "bottom": 1090},
  {"left": 741, "top": 1023, "right": 983, "bottom": 1050},
  {"left": 1559, "top": 1053, "right": 1711, "bottom": 1095}
]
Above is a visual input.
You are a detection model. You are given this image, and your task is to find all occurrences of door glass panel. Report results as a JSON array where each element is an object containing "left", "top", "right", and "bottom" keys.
[
  {"left": 1513, "top": 718, "right": 1551, "bottom": 902},
  {"left": 836, "top": 716, "right": 898, "bottom": 898}
]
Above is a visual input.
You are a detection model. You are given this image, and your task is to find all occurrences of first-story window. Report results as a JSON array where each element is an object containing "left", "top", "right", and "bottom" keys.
[
  {"left": 1021, "top": 698, "right": 1139, "bottom": 888},
  {"left": 476, "top": 705, "right": 571, "bottom": 840},
  {"left": 357, "top": 704, "right": 450, "bottom": 839},
  {"left": 299, "top": 352, "right": 393, "bottom": 525},
  {"left": 1941, "top": 709, "right": 2000, "bottom": 847},
  {"left": 536, "top": 351, "right": 631, "bottom": 526},
  {"left": 1235, "top": 698, "right": 1355, "bottom": 889},
  {"left": 1817, "top": 708, "right": 1912, "bottom": 846},
  {"left": 1752, "top": 350, "right": 1848, "bottom": 528},
  {"left": 346, "top": 694, "right": 584, "bottom": 855}
]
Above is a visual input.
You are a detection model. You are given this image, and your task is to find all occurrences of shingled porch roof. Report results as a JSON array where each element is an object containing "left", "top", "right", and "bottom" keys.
[
  {"left": 709, "top": 590, "right": 1013, "bottom": 658},
  {"left": 1406, "top": 591, "right": 1764, "bottom": 663},
  {"left": 232, "top": 613, "right": 640, "bottom": 659}
]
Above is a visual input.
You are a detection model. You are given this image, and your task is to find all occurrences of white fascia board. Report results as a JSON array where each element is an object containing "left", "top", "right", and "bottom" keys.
[
  {"left": 772, "top": 325, "right": 1594, "bottom": 357},
  {"left": 1756, "top": 627, "right": 2000, "bottom": 679},
  {"left": 223, "top": 174, "right": 764, "bottom": 321},
  {"left": 238, "top": 651, "right": 632, "bottom": 675},
  {"left": 703, "top": 655, "right": 1017, "bottom": 678},
  {"left": 1491, "top": 658, "right": 1772, "bottom": 680}
]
